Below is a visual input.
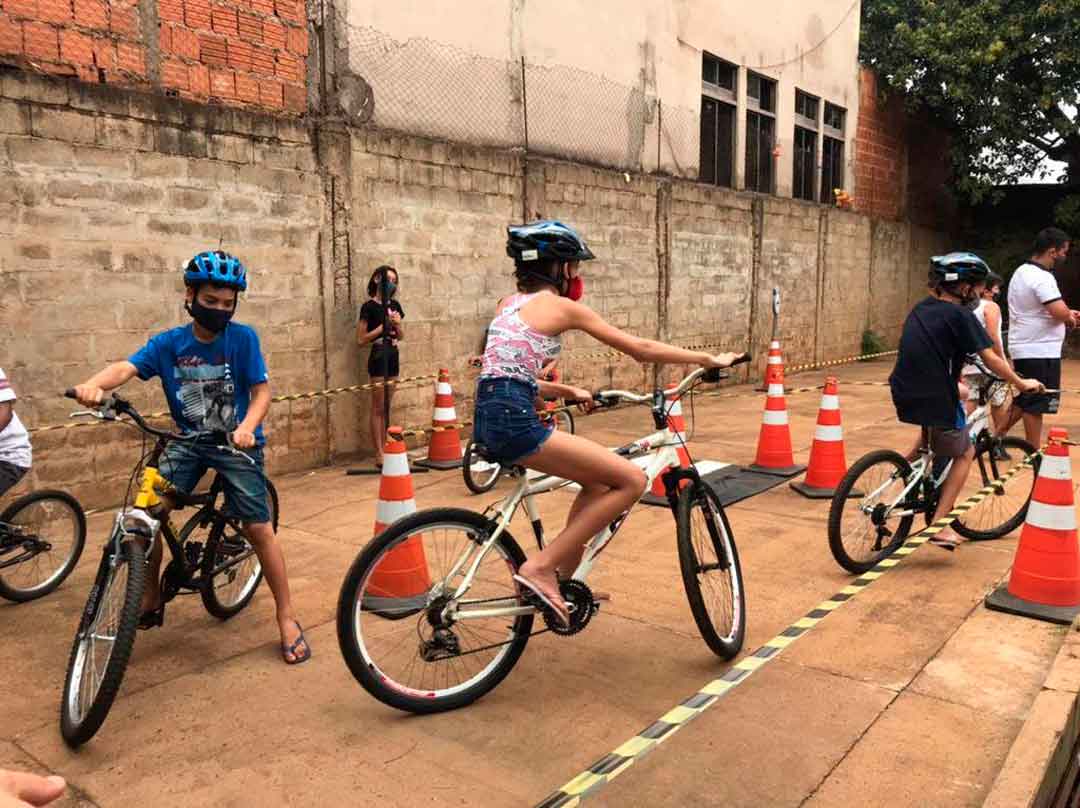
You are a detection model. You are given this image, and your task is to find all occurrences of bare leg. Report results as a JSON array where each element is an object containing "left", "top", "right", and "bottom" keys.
[
  {"left": 140, "top": 539, "right": 164, "bottom": 612},
  {"left": 515, "top": 430, "right": 646, "bottom": 616},
  {"left": 370, "top": 380, "right": 386, "bottom": 463},
  {"left": 930, "top": 446, "right": 975, "bottom": 544},
  {"left": 1021, "top": 412, "right": 1043, "bottom": 448},
  {"left": 243, "top": 521, "right": 307, "bottom": 662}
]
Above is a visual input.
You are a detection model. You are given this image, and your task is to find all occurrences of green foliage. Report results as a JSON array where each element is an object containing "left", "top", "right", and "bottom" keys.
[
  {"left": 862, "top": 329, "right": 890, "bottom": 357},
  {"left": 1055, "top": 194, "right": 1080, "bottom": 233},
  {"left": 861, "top": 0, "right": 1080, "bottom": 200}
]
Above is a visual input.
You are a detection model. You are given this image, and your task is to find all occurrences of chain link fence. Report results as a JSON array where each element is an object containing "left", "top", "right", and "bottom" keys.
[{"left": 336, "top": 16, "right": 699, "bottom": 178}]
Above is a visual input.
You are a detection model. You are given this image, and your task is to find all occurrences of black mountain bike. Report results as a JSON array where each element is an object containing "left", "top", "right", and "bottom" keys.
[
  {"left": 0, "top": 489, "right": 86, "bottom": 602},
  {"left": 59, "top": 393, "right": 278, "bottom": 747}
]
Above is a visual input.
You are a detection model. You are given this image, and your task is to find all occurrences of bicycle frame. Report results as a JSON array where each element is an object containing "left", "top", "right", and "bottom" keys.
[{"left": 440, "top": 421, "right": 689, "bottom": 623}]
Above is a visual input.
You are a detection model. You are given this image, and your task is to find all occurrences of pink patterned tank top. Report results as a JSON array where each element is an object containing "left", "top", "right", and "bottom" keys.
[{"left": 480, "top": 293, "right": 561, "bottom": 384}]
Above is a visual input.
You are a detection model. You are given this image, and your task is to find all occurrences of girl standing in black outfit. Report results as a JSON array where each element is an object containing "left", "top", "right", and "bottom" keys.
[{"left": 357, "top": 265, "right": 404, "bottom": 466}]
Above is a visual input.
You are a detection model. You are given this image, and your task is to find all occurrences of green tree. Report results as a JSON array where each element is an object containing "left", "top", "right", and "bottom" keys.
[{"left": 860, "top": 0, "right": 1080, "bottom": 220}]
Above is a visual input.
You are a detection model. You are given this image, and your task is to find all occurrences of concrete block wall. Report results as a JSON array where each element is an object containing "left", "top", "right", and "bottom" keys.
[{"left": 1, "top": 72, "right": 324, "bottom": 508}]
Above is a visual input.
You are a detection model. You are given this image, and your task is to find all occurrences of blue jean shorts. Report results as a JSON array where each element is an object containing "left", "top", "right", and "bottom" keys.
[
  {"left": 473, "top": 378, "right": 553, "bottom": 464},
  {"left": 159, "top": 441, "right": 271, "bottom": 524}
]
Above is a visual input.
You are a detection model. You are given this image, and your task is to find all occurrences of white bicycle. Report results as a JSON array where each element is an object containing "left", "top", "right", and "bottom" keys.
[{"left": 336, "top": 358, "right": 750, "bottom": 714}]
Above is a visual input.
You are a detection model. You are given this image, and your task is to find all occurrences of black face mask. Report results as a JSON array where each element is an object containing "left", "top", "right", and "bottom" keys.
[
  {"left": 187, "top": 298, "right": 234, "bottom": 334},
  {"left": 381, "top": 281, "right": 397, "bottom": 300}
]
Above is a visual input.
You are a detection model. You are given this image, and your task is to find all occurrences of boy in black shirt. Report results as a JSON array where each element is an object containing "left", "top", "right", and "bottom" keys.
[{"left": 890, "top": 253, "right": 1042, "bottom": 550}]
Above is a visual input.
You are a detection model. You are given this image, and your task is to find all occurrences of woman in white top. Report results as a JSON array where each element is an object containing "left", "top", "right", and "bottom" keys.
[{"left": 961, "top": 273, "right": 1008, "bottom": 433}]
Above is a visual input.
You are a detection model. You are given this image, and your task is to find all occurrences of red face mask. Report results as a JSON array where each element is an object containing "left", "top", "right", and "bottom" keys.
[{"left": 565, "top": 275, "right": 584, "bottom": 301}]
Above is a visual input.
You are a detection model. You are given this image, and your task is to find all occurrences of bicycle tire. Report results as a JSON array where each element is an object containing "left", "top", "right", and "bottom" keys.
[
  {"left": 0, "top": 489, "right": 86, "bottom": 603},
  {"left": 555, "top": 408, "right": 575, "bottom": 435},
  {"left": 675, "top": 482, "right": 745, "bottom": 659},
  {"left": 197, "top": 479, "right": 277, "bottom": 619},
  {"left": 828, "top": 450, "right": 915, "bottom": 574},
  {"left": 337, "top": 507, "right": 533, "bottom": 714},
  {"left": 462, "top": 441, "right": 502, "bottom": 494},
  {"left": 60, "top": 540, "right": 146, "bottom": 747},
  {"left": 953, "top": 436, "right": 1038, "bottom": 541}
]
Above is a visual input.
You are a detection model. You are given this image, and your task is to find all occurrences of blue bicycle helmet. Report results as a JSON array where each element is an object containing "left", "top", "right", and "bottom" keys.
[
  {"left": 183, "top": 250, "right": 248, "bottom": 291},
  {"left": 506, "top": 220, "right": 595, "bottom": 263},
  {"left": 930, "top": 252, "right": 990, "bottom": 283}
]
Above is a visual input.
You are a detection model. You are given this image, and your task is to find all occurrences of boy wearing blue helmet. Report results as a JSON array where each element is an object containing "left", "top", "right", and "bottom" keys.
[
  {"left": 889, "top": 252, "right": 1043, "bottom": 551},
  {"left": 71, "top": 251, "right": 310, "bottom": 664}
]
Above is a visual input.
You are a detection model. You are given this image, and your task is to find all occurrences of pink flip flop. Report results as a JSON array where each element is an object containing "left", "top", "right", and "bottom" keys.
[{"left": 513, "top": 573, "right": 570, "bottom": 626}]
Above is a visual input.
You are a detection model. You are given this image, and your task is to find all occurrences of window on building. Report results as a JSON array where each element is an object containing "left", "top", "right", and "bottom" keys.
[
  {"left": 793, "top": 89, "right": 819, "bottom": 201},
  {"left": 699, "top": 53, "right": 736, "bottom": 187},
  {"left": 745, "top": 72, "right": 776, "bottom": 193},
  {"left": 821, "top": 101, "right": 846, "bottom": 201}
]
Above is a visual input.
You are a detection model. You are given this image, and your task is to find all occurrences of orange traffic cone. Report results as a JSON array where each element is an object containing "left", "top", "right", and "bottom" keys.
[
  {"left": 791, "top": 377, "right": 847, "bottom": 498},
  {"left": 985, "top": 427, "right": 1080, "bottom": 624},
  {"left": 646, "top": 386, "right": 692, "bottom": 499},
  {"left": 755, "top": 339, "right": 785, "bottom": 391},
  {"left": 415, "top": 368, "right": 464, "bottom": 470},
  {"left": 362, "top": 427, "right": 432, "bottom": 617},
  {"left": 748, "top": 371, "right": 805, "bottom": 478}
]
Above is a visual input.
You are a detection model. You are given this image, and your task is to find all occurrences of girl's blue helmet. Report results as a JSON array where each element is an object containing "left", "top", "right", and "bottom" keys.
[
  {"left": 184, "top": 250, "right": 248, "bottom": 291},
  {"left": 506, "top": 221, "right": 595, "bottom": 263},
  {"left": 930, "top": 252, "right": 990, "bottom": 283}
]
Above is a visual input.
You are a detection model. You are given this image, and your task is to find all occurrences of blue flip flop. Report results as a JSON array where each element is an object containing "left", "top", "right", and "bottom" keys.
[{"left": 282, "top": 621, "right": 312, "bottom": 665}]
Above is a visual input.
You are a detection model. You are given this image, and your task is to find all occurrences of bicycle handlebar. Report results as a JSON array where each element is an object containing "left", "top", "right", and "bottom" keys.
[{"left": 594, "top": 352, "right": 751, "bottom": 405}]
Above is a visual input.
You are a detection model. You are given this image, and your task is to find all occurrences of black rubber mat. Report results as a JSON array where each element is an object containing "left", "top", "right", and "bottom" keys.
[{"left": 640, "top": 464, "right": 790, "bottom": 507}]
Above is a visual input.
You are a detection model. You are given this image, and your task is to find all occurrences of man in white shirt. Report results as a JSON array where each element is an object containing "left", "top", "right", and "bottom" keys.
[
  {"left": 0, "top": 369, "right": 33, "bottom": 498},
  {"left": 1006, "top": 227, "right": 1075, "bottom": 447}
]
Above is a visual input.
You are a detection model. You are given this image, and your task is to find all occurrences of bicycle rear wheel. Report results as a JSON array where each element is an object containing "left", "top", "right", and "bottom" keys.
[
  {"left": 197, "top": 479, "right": 277, "bottom": 619},
  {"left": 60, "top": 540, "right": 146, "bottom": 747},
  {"left": 954, "top": 436, "right": 1038, "bottom": 541},
  {"left": 828, "top": 450, "right": 915, "bottom": 574},
  {"left": 675, "top": 482, "right": 745, "bottom": 659},
  {"left": 337, "top": 508, "right": 533, "bottom": 713},
  {"left": 462, "top": 441, "right": 502, "bottom": 494},
  {"left": 0, "top": 490, "right": 86, "bottom": 602}
]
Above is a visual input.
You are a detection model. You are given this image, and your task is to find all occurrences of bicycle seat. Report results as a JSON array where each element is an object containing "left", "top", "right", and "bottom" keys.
[
  {"left": 166, "top": 490, "right": 213, "bottom": 510},
  {"left": 471, "top": 444, "right": 523, "bottom": 474}
]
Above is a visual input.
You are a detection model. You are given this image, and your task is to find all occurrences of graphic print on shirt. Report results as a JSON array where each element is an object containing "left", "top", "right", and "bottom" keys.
[{"left": 173, "top": 355, "right": 237, "bottom": 433}]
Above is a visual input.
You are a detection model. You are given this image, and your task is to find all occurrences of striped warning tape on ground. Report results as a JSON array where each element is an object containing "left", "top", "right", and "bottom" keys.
[
  {"left": 533, "top": 450, "right": 1037, "bottom": 807},
  {"left": 786, "top": 349, "right": 898, "bottom": 375}
]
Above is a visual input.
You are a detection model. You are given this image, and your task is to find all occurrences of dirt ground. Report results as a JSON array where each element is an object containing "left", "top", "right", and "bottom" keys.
[{"left": 3, "top": 357, "right": 1078, "bottom": 807}]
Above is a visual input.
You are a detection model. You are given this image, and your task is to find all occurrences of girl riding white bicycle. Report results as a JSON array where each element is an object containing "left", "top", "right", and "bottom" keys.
[{"left": 473, "top": 220, "right": 742, "bottom": 624}]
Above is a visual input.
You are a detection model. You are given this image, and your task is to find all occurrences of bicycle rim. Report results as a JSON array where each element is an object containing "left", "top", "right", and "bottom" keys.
[
  {"left": 0, "top": 494, "right": 83, "bottom": 599},
  {"left": 954, "top": 436, "right": 1038, "bottom": 541},
  {"left": 350, "top": 520, "right": 528, "bottom": 703},
  {"left": 679, "top": 486, "right": 743, "bottom": 653},
  {"left": 66, "top": 552, "right": 132, "bottom": 728},
  {"left": 463, "top": 446, "right": 501, "bottom": 493},
  {"left": 209, "top": 534, "right": 262, "bottom": 608}
]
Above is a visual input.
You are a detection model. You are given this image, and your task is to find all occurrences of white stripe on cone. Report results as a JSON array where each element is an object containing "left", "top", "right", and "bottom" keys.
[
  {"left": 814, "top": 425, "right": 843, "bottom": 442},
  {"left": 376, "top": 498, "right": 418, "bottom": 525},
  {"left": 436, "top": 382, "right": 452, "bottom": 395},
  {"left": 768, "top": 356, "right": 782, "bottom": 365},
  {"left": 382, "top": 452, "right": 410, "bottom": 477},
  {"left": 762, "top": 409, "right": 789, "bottom": 425},
  {"left": 1025, "top": 500, "right": 1078, "bottom": 531},
  {"left": 433, "top": 407, "right": 457, "bottom": 422},
  {"left": 768, "top": 384, "right": 785, "bottom": 396},
  {"left": 1039, "top": 455, "right": 1073, "bottom": 481},
  {"left": 821, "top": 395, "right": 839, "bottom": 410},
  {"left": 770, "top": 341, "right": 780, "bottom": 349}
]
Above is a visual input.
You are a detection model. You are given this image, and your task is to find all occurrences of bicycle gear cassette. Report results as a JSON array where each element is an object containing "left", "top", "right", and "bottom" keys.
[{"left": 544, "top": 579, "right": 599, "bottom": 636}]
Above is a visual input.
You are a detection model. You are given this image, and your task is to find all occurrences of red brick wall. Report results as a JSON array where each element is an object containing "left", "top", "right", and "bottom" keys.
[
  {"left": 853, "top": 66, "right": 907, "bottom": 221},
  {"left": 0, "top": 0, "right": 306, "bottom": 112}
]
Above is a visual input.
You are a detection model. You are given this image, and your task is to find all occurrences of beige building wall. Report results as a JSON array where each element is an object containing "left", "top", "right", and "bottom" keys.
[{"left": 343, "top": 0, "right": 860, "bottom": 194}]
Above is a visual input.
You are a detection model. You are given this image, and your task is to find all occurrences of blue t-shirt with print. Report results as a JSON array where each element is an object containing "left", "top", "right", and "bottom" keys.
[{"left": 129, "top": 322, "right": 269, "bottom": 445}]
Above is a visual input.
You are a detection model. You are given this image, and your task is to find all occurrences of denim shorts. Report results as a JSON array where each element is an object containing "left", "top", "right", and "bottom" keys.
[
  {"left": 159, "top": 441, "right": 271, "bottom": 524},
  {"left": 473, "top": 378, "right": 553, "bottom": 464}
]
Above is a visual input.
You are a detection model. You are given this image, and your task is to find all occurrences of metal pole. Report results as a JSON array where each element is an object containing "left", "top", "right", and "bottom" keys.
[
  {"left": 520, "top": 56, "right": 529, "bottom": 221},
  {"left": 656, "top": 99, "right": 662, "bottom": 173}
]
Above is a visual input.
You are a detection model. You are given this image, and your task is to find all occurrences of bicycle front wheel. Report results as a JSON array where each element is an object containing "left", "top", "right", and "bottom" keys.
[
  {"left": 60, "top": 540, "right": 146, "bottom": 747},
  {"left": 954, "top": 436, "right": 1038, "bottom": 541},
  {"left": 828, "top": 450, "right": 915, "bottom": 574},
  {"left": 198, "top": 479, "right": 277, "bottom": 619},
  {"left": 0, "top": 490, "right": 86, "bottom": 602},
  {"left": 554, "top": 408, "right": 575, "bottom": 435},
  {"left": 676, "top": 482, "right": 745, "bottom": 659},
  {"left": 462, "top": 442, "right": 502, "bottom": 494},
  {"left": 337, "top": 508, "right": 533, "bottom": 714}
]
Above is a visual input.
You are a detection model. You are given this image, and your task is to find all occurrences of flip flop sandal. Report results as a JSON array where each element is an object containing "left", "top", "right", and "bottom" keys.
[
  {"left": 513, "top": 573, "right": 570, "bottom": 627},
  {"left": 282, "top": 621, "right": 312, "bottom": 665},
  {"left": 927, "top": 535, "right": 962, "bottom": 552},
  {"left": 138, "top": 607, "right": 164, "bottom": 630}
]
